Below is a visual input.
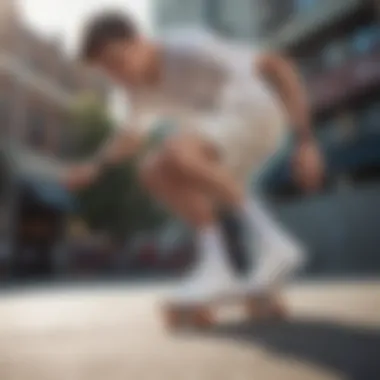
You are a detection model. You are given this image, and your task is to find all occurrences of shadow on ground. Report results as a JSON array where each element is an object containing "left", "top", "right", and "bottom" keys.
[{"left": 195, "top": 318, "right": 380, "bottom": 380}]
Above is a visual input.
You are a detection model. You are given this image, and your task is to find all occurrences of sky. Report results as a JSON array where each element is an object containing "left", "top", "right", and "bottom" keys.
[{"left": 20, "top": 0, "right": 152, "bottom": 51}]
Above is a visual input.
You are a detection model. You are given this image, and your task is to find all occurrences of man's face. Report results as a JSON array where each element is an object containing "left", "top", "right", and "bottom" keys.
[{"left": 95, "top": 38, "right": 150, "bottom": 85}]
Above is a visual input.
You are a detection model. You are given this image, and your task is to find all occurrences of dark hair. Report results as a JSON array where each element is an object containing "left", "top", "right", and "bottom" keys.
[{"left": 80, "top": 11, "right": 137, "bottom": 61}]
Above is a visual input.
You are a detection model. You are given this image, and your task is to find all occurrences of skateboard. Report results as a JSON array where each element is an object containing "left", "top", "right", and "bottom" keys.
[{"left": 161, "top": 292, "right": 288, "bottom": 330}]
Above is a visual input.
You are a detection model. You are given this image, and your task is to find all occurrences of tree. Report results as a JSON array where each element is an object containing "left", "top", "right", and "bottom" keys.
[{"left": 70, "top": 94, "right": 167, "bottom": 240}]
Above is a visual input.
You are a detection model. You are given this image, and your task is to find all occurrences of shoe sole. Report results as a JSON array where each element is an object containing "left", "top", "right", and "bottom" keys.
[
  {"left": 160, "top": 289, "right": 288, "bottom": 330},
  {"left": 160, "top": 250, "right": 305, "bottom": 330}
]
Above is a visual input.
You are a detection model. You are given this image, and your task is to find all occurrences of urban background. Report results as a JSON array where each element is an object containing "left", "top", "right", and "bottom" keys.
[{"left": 0, "top": 0, "right": 379, "bottom": 282}]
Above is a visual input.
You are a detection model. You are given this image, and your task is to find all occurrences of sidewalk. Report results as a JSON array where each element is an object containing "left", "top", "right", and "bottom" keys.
[{"left": 0, "top": 280, "right": 378, "bottom": 380}]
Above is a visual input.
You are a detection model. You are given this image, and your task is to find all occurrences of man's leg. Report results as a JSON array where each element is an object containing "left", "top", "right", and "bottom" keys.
[
  {"left": 160, "top": 133, "right": 305, "bottom": 317},
  {"left": 139, "top": 153, "right": 238, "bottom": 326},
  {"left": 162, "top": 135, "right": 244, "bottom": 207},
  {"left": 242, "top": 138, "right": 306, "bottom": 317},
  {"left": 242, "top": 196, "right": 305, "bottom": 316},
  {"left": 161, "top": 136, "right": 255, "bottom": 274}
]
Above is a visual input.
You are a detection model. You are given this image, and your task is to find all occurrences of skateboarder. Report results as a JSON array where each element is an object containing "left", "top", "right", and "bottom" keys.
[{"left": 64, "top": 12, "right": 322, "bottom": 327}]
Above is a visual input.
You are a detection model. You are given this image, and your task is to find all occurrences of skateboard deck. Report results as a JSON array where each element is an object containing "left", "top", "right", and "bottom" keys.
[{"left": 161, "top": 292, "right": 287, "bottom": 330}]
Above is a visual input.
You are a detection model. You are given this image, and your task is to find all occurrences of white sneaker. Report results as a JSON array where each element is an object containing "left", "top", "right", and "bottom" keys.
[
  {"left": 167, "top": 256, "right": 240, "bottom": 307},
  {"left": 245, "top": 236, "right": 306, "bottom": 295}
]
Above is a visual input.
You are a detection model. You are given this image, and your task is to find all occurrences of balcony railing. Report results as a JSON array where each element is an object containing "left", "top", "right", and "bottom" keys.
[
  {"left": 0, "top": 51, "right": 72, "bottom": 107},
  {"left": 308, "top": 51, "right": 380, "bottom": 113},
  {"left": 264, "top": 0, "right": 362, "bottom": 50}
]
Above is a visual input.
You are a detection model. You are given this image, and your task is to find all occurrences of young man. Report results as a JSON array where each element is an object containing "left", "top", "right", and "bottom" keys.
[{"left": 65, "top": 12, "right": 323, "bottom": 326}]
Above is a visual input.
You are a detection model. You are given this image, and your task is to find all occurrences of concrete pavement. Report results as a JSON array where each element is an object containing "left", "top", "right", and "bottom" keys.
[{"left": 0, "top": 280, "right": 379, "bottom": 380}]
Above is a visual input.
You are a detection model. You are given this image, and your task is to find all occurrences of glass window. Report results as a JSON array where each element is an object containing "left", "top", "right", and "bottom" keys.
[
  {"left": 316, "top": 118, "right": 342, "bottom": 144},
  {"left": 359, "top": 101, "right": 380, "bottom": 134},
  {"left": 27, "top": 109, "right": 46, "bottom": 150},
  {"left": 351, "top": 25, "right": 380, "bottom": 56}
]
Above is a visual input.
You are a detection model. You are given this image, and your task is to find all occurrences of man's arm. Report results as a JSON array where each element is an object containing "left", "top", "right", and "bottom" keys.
[
  {"left": 256, "top": 52, "right": 324, "bottom": 192},
  {"left": 64, "top": 128, "right": 145, "bottom": 191},
  {"left": 256, "top": 52, "right": 312, "bottom": 142},
  {"left": 93, "top": 128, "right": 144, "bottom": 171}
]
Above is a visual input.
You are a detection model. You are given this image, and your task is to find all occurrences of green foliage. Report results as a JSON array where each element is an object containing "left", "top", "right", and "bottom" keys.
[
  {"left": 70, "top": 95, "right": 167, "bottom": 239},
  {"left": 70, "top": 94, "right": 113, "bottom": 158}
]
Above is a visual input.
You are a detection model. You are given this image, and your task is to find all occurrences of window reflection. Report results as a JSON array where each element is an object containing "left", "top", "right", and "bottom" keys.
[{"left": 351, "top": 25, "right": 380, "bottom": 56}]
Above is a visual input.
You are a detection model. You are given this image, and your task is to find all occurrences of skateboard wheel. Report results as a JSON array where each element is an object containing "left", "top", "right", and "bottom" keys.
[
  {"left": 266, "top": 299, "right": 288, "bottom": 320},
  {"left": 245, "top": 296, "right": 267, "bottom": 320},
  {"left": 191, "top": 307, "right": 214, "bottom": 328},
  {"left": 161, "top": 304, "right": 214, "bottom": 329},
  {"left": 162, "top": 305, "right": 182, "bottom": 329},
  {"left": 245, "top": 295, "right": 288, "bottom": 321}
]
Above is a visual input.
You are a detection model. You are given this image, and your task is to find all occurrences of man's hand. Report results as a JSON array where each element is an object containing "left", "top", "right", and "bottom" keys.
[
  {"left": 62, "top": 163, "right": 100, "bottom": 192},
  {"left": 292, "top": 139, "right": 324, "bottom": 193},
  {"left": 257, "top": 53, "right": 323, "bottom": 192}
]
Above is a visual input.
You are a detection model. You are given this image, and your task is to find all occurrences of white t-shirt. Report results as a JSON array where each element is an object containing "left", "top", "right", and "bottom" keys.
[{"left": 130, "top": 27, "right": 287, "bottom": 134}]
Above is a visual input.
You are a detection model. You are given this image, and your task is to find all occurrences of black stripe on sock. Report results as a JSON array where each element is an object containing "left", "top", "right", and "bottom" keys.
[{"left": 219, "top": 210, "right": 251, "bottom": 275}]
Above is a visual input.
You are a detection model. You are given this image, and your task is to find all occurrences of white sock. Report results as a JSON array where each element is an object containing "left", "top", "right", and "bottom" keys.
[
  {"left": 196, "top": 225, "right": 231, "bottom": 271},
  {"left": 241, "top": 195, "right": 298, "bottom": 248},
  {"left": 240, "top": 195, "right": 305, "bottom": 292}
]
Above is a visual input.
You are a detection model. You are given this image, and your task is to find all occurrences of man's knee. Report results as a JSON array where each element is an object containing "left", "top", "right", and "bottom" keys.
[
  {"left": 161, "top": 135, "right": 215, "bottom": 174},
  {"left": 138, "top": 154, "right": 167, "bottom": 191},
  {"left": 161, "top": 138, "right": 191, "bottom": 173}
]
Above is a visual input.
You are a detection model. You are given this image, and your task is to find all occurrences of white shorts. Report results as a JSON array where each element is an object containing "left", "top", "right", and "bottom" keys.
[{"left": 195, "top": 111, "right": 287, "bottom": 184}]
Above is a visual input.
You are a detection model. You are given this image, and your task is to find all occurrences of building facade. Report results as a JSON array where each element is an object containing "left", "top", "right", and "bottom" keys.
[
  {"left": 154, "top": 0, "right": 380, "bottom": 188},
  {"left": 153, "top": 0, "right": 273, "bottom": 41},
  {"left": 264, "top": 0, "right": 380, "bottom": 184},
  {"left": 152, "top": 0, "right": 380, "bottom": 276},
  {"left": 0, "top": 0, "right": 110, "bottom": 279},
  {"left": 0, "top": 0, "right": 109, "bottom": 158},
  {"left": 261, "top": 0, "right": 380, "bottom": 275}
]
